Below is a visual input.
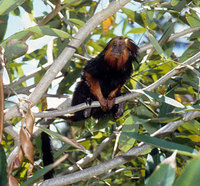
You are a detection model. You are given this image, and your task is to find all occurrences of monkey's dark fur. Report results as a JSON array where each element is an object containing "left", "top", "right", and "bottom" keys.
[
  {"left": 70, "top": 36, "right": 139, "bottom": 121},
  {"left": 42, "top": 36, "right": 139, "bottom": 179}
]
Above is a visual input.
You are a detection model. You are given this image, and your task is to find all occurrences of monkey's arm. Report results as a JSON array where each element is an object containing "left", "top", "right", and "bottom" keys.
[
  {"left": 84, "top": 72, "right": 108, "bottom": 111},
  {"left": 107, "top": 85, "right": 122, "bottom": 110}
]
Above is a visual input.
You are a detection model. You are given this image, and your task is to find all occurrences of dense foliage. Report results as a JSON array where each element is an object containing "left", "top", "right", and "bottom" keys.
[{"left": 1, "top": 0, "right": 200, "bottom": 185}]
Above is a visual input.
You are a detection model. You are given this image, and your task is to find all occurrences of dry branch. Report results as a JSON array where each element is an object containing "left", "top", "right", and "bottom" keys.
[
  {"left": 4, "top": 0, "right": 131, "bottom": 121},
  {"left": 33, "top": 51, "right": 200, "bottom": 118},
  {"left": 41, "top": 110, "right": 200, "bottom": 185}
]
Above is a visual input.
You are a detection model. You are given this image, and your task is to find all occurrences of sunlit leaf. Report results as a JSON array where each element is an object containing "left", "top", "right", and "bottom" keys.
[
  {"left": 39, "top": 126, "right": 87, "bottom": 152},
  {"left": 146, "top": 164, "right": 175, "bottom": 186},
  {"left": 128, "top": 27, "right": 146, "bottom": 34},
  {"left": 4, "top": 39, "right": 28, "bottom": 62},
  {"left": 1, "top": 31, "right": 29, "bottom": 47},
  {"left": 171, "top": 0, "right": 186, "bottom": 11},
  {"left": 119, "top": 116, "right": 139, "bottom": 151},
  {"left": 134, "top": 90, "right": 185, "bottom": 108},
  {"left": 123, "top": 132, "right": 198, "bottom": 156},
  {"left": 148, "top": 32, "right": 166, "bottom": 58},
  {"left": 174, "top": 104, "right": 200, "bottom": 113},
  {"left": 21, "top": 164, "right": 54, "bottom": 186},
  {"left": 27, "top": 26, "right": 70, "bottom": 38},
  {"left": 2, "top": 26, "right": 70, "bottom": 48},
  {"left": 174, "top": 157, "right": 200, "bottom": 185},
  {"left": 121, "top": 7, "right": 135, "bottom": 21},
  {"left": 102, "top": 17, "right": 113, "bottom": 34},
  {"left": 186, "top": 10, "right": 200, "bottom": 27},
  {"left": 171, "top": 0, "right": 179, "bottom": 6},
  {"left": 69, "top": 18, "right": 85, "bottom": 27},
  {"left": 0, "top": 0, "right": 25, "bottom": 15}
]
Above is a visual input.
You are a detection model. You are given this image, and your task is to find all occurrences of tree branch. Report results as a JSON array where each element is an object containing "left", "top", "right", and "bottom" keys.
[
  {"left": 41, "top": 110, "right": 200, "bottom": 185},
  {"left": 59, "top": 126, "right": 122, "bottom": 175},
  {"left": 4, "top": 26, "right": 200, "bottom": 97},
  {"left": 139, "top": 26, "right": 200, "bottom": 53},
  {"left": 33, "top": 51, "right": 200, "bottom": 118},
  {"left": 3, "top": 123, "right": 20, "bottom": 167},
  {"left": 4, "top": 0, "right": 132, "bottom": 121}
]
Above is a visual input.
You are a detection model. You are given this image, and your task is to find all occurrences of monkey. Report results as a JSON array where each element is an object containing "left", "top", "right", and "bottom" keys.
[
  {"left": 70, "top": 36, "right": 139, "bottom": 121},
  {"left": 41, "top": 36, "right": 139, "bottom": 179}
]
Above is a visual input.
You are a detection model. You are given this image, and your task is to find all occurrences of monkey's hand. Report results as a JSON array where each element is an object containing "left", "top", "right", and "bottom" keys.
[
  {"left": 107, "top": 97, "right": 115, "bottom": 110},
  {"left": 99, "top": 97, "right": 108, "bottom": 112}
]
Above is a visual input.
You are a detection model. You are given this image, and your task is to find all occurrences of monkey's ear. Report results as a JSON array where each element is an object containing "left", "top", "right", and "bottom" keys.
[{"left": 125, "top": 38, "right": 139, "bottom": 62}]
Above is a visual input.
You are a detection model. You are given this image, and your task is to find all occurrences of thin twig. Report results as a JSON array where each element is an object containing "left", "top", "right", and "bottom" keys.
[
  {"left": 59, "top": 126, "right": 122, "bottom": 175},
  {"left": 3, "top": 26, "right": 199, "bottom": 95},
  {"left": 32, "top": 51, "right": 200, "bottom": 119},
  {"left": 41, "top": 110, "right": 200, "bottom": 186},
  {"left": 90, "top": 167, "right": 142, "bottom": 186},
  {"left": 4, "top": 0, "right": 132, "bottom": 121}
]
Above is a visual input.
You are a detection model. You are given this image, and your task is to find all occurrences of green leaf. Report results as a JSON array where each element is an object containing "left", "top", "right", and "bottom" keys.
[
  {"left": 69, "top": 18, "right": 85, "bottom": 27},
  {"left": 186, "top": 10, "right": 200, "bottom": 27},
  {"left": 171, "top": 0, "right": 179, "bottom": 6},
  {"left": 148, "top": 163, "right": 175, "bottom": 185},
  {"left": 128, "top": 27, "right": 146, "bottom": 34},
  {"left": 57, "top": 68, "right": 82, "bottom": 94},
  {"left": 1, "top": 26, "right": 70, "bottom": 48},
  {"left": 121, "top": 7, "right": 135, "bottom": 21},
  {"left": 21, "top": 165, "right": 53, "bottom": 186},
  {"left": 123, "top": 132, "right": 198, "bottom": 156},
  {"left": 145, "top": 148, "right": 166, "bottom": 179},
  {"left": 21, "top": 0, "right": 33, "bottom": 14},
  {"left": 62, "top": 0, "right": 76, "bottom": 4},
  {"left": 4, "top": 39, "right": 28, "bottom": 62},
  {"left": 119, "top": 116, "right": 139, "bottom": 151},
  {"left": 0, "top": 146, "right": 7, "bottom": 186},
  {"left": 1, "top": 30, "right": 29, "bottom": 47},
  {"left": 179, "top": 41, "right": 200, "bottom": 63},
  {"left": 159, "top": 83, "right": 176, "bottom": 118},
  {"left": 171, "top": 0, "right": 186, "bottom": 12},
  {"left": 174, "top": 157, "right": 200, "bottom": 186},
  {"left": 159, "top": 23, "right": 175, "bottom": 47},
  {"left": 146, "top": 164, "right": 175, "bottom": 186},
  {"left": 0, "top": 0, "right": 25, "bottom": 15},
  {"left": 174, "top": 104, "right": 200, "bottom": 113},
  {"left": 38, "top": 127, "right": 88, "bottom": 153},
  {"left": 27, "top": 26, "right": 70, "bottom": 38},
  {"left": 0, "top": 15, "right": 8, "bottom": 41},
  {"left": 148, "top": 32, "right": 166, "bottom": 58},
  {"left": 134, "top": 90, "right": 185, "bottom": 108}
]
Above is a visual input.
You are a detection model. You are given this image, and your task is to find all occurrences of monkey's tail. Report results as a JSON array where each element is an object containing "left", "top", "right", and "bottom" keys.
[{"left": 41, "top": 131, "right": 54, "bottom": 180}]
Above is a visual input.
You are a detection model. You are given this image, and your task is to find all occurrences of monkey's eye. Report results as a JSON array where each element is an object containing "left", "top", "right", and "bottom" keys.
[{"left": 113, "top": 41, "right": 117, "bottom": 46}]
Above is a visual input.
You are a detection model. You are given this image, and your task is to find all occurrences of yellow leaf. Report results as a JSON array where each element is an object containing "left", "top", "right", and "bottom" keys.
[
  {"left": 102, "top": 17, "right": 114, "bottom": 34},
  {"left": 174, "top": 94, "right": 182, "bottom": 103}
]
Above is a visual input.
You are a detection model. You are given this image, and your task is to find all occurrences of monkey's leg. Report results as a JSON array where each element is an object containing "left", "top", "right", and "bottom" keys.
[
  {"left": 71, "top": 80, "right": 94, "bottom": 121},
  {"left": 107, "top": 85, "right": 122, "bottom": 110},
  {"left": 84, "top": 72, "right": 108, "bottom": 111}
]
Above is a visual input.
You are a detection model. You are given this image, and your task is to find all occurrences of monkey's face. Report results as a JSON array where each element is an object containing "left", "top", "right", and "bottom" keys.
[
  {"left": 110, "top": 36, "right": 126, "bottom": 57},
  {"left": 104, "top": 36, "right": 139, "bottom": 70}
]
